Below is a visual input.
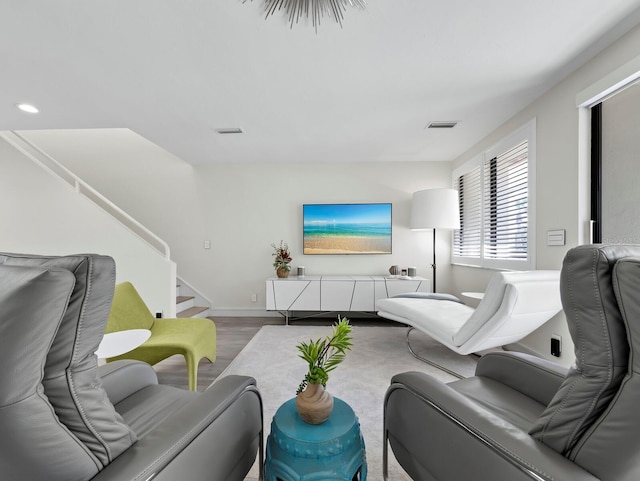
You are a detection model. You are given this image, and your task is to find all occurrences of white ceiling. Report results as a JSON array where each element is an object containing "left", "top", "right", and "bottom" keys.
[{"left": 2, "top": 1, "right": 640, "bottom": 165}]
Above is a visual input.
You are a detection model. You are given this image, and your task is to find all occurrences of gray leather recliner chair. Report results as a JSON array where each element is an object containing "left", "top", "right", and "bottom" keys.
[
  {"left": 384, "top": 244, "right": 640, "bottom": 481},
  {"left": 0, "top": 252, "right": 263, "bottom": 481}
]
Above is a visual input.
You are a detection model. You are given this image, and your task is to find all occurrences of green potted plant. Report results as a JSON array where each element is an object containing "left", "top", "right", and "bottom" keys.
[
  {"left": 295, "top": 317, "right": 353, "bottom": 424},
  {"left": 271, "top": 240, "right": 292, "bottom": 278}
]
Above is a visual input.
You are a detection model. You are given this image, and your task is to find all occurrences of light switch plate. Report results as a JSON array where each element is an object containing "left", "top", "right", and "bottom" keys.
[{"left": 547, "top": 229, "right": 565, "bottom": 246}]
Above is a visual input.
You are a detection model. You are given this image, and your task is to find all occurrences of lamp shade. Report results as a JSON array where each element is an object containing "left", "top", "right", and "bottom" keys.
[{"left": 411, "top": 188, "right": 460, "bottom": 230}]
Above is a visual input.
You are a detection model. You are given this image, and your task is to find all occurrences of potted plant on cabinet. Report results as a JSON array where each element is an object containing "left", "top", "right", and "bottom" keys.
[
  {"left": 295, "top": 317, "right": 353, "bottom": 424},
  {"left": 272, "top": 240, "right": 292, "bottom": 278}
]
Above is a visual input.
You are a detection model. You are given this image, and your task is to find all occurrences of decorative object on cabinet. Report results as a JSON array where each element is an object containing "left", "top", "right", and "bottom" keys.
[{"left": 272, "top": 240, "right": 292, "bottom": 278}]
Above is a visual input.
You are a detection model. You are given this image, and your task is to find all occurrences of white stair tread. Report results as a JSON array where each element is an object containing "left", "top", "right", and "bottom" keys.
[{"left": 177, "top": 306, "right": 209, "bottom": 318}]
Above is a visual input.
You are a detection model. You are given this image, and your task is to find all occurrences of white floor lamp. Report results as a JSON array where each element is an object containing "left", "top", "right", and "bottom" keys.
[{"left": 411, "top": 188, "right": 460, "bottom": 293}]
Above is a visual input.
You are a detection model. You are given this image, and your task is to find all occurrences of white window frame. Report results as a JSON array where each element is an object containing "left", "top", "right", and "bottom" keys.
[{"left": 452, "top": 118, "right": 536, "bottom": 270}]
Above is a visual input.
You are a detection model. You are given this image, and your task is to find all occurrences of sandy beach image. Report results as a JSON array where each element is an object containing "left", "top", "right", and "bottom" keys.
[
  {"left": 304, "top": 235, "right": 391, "bottom": 254},
  {"left": 303, "top": 203, "right": 392, "bottom": 254}
]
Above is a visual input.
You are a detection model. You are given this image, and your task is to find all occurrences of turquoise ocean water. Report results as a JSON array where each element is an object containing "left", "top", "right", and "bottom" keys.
[{"left": 304, "top": 222, "right": 391, "bottom": 238}]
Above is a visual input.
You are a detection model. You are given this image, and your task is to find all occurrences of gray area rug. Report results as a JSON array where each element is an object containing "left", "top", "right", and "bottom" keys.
[{"left": 217, "top": 325, "right": 478, "bottom": 481}]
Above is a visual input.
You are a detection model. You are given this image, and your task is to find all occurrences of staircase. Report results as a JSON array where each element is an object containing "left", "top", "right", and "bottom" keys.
[{"left": 176, "top": 280, "right": 212, "bottom": 318}]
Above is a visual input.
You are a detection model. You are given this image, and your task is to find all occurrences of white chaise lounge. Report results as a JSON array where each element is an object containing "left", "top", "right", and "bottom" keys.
[{"left": 376, "top": 270, "right": 562, "bottom": 376}]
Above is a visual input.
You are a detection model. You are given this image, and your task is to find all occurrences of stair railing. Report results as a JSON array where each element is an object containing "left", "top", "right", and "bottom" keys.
[{"left": 0, "top": 130, "right": 170, "bottom": 260}]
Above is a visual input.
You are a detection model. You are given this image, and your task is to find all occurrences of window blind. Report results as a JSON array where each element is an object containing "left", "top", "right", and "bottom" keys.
[
  {"left": 453, "top": 165, "right": 482, "bottom": 258},
  {"left": 483, "top": 140, "right": 528, "bottom": 259}
]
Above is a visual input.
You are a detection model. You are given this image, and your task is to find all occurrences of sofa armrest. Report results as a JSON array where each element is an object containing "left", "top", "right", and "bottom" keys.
[
  {"left": 475, "top": 351, "right": 568, "bottom": 406},
  {"left": 90, "top": 375, "right": 262, "bottom": 481},
  {"left": 385, "top": 372, "right": 599, "bottom": 481},
  {"left": 99, "top": 360, "right": 158, "bottom": 405}
]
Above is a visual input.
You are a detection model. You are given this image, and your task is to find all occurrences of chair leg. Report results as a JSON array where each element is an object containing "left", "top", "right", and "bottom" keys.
[
  {"left": 383, "top": 409, "right": 390, "bottom": 481},
  {"left": 405, "top": 327, "right": 465, "bottom": 379},
  {"left": 186, "top": 353, "right": 198, "bottom": 391}
]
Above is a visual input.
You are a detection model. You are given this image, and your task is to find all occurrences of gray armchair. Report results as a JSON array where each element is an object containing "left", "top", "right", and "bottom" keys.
[
  {"left": 0, "top": 252, "right": 263, "bottom": 481},
  {"left": 384, "top": 244, "right": 640, "bottom": 481}
]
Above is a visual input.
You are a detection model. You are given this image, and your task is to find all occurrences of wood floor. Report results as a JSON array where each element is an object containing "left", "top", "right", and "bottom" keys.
[
  {"left": 153, "top": 317, "right": 281, "bottom": 391},
  {"left": 153, "top": 315, "right": 400, "bottom": 391}
]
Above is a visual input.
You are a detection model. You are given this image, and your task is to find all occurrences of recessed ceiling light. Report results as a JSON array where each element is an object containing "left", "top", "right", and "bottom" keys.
[
  {"left": 215, "top": 128, "right": 243, "bottom": 134},
  {"left": 426, "top": 121, "right": 458, "bottom": 129},
  {"left": 16, "top": 103, "right": 39, "bottom": 114}
]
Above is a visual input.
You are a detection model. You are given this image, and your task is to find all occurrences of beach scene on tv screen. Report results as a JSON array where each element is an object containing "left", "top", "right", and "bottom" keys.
[{"left": 303, "top": 203, "right": 392, "bottom": 255}]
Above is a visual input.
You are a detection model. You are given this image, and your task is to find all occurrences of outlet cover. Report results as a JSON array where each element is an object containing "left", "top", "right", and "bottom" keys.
[{"left": 551, "top": 334, "right": 561, "bottom": 357}]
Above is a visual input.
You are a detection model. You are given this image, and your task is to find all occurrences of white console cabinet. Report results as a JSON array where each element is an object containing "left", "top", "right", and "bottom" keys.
[{"left": 266, "top": 275, "right": 430, "bottom": 321}]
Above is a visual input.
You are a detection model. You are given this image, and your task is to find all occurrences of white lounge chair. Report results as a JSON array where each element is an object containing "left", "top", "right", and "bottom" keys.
[{"left": 376, "top": 270, "right": 562, "bottom": 377}]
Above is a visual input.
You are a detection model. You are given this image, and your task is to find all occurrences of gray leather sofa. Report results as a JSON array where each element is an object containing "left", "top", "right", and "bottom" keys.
[
  {"left": 0, "top": 253, "right": 263, "bottom": 481},
  {"left": 384, "top": 244, "right": 640, "bottom": 481}
]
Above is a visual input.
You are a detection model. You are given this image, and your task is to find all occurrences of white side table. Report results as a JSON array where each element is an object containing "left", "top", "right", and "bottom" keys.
[{"left": 96, "top": 329, "right": 151, "bottom": 359}]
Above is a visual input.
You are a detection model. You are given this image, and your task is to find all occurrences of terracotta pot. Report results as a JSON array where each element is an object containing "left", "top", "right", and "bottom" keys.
[
  {"left": 296, "top": 383, "right": 334, "bottom": 424},
  {"left": 276, "top": 267, "right": 290, "bottom": 278}
]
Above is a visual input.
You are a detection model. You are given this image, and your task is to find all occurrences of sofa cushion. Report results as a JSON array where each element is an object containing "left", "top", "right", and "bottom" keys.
[
  {"left": 0, "top": 253, "right": 136, "bottom": 468},
  {"left": 450, "top": 376, "right": 547, "bottom": 432},
  {"left": 114, "top": 384, "right": 198, "bottom": 438},
  {"left": 0, "top": 264, "right": 101, "bottom": 481}
]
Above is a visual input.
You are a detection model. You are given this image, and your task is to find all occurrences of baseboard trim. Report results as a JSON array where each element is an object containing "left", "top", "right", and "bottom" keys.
[
  {"left": 209, "top": 309, "right": 281, "bottom": 317},
  {"left": 208, "top": 309, "right": 383, "bottom": 319},
  {"left": 503, "top": 342, "right": 543, "bottom": 357}
]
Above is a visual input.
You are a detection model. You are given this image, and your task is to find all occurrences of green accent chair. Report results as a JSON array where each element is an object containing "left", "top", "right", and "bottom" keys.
[{"left": 106, "top": 281, "right": 216, "bottom": 391}]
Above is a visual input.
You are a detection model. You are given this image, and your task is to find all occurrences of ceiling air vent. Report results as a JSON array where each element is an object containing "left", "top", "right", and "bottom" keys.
[
  {"left": 215, "top": 128, "right": 244, "bottom": 134},
  {"left": 427, "top": 121, "right": 458, "bottom": 129}
]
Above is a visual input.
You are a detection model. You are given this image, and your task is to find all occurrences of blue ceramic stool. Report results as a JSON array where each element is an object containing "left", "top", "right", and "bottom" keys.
[{"left": 264, "top": 397, "right": 367, "bottom": 481}]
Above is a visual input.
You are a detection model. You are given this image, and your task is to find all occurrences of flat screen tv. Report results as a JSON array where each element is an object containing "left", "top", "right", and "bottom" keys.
[{"left": 303, "top": 203, "right": 392, "bottom": 255}]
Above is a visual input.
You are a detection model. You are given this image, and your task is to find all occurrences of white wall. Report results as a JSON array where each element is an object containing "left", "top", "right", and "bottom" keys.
[
  {"left": 193, "top": 160, "right": 452, "bottom": 313},
  {"left": 449, "top": 23, "right": 640, "bottom": 365},
  {"left": 0, "top": 135, "right": 177, "bottom": 316},
  {"left": 18, "top": 128, "right": 452, "bottom": 315}
]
